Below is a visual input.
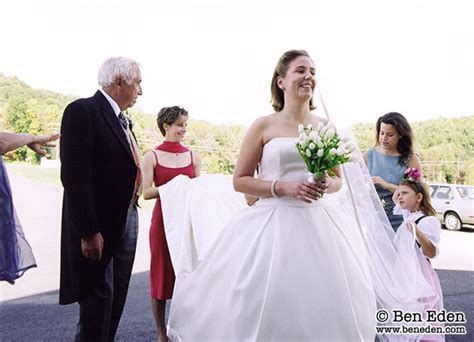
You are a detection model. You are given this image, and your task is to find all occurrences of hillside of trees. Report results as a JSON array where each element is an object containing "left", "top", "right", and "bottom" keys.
[
  {"left": 0, "top": 73, "right": 245, "bottom": 173},
  {"left": 1, "top": 73, "right": 473, "bottom": 183}
]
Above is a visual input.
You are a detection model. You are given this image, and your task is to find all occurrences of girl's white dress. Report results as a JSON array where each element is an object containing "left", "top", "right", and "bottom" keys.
[{"left": 393, "top": 205, "right": 445, "bottom": 341}]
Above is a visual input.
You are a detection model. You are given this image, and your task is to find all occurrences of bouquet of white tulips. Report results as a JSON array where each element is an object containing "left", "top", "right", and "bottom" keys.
[{"left": 295, "top": 122, "right": 357, "bottom": 181}]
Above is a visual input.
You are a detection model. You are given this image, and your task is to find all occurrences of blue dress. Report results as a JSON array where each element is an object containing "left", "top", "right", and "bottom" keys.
[
  {"left": 367, "top": 148, "right": 406, "bottom": 231},
  {"left": 0, "top": 157, "right": 36, "bottom": 284}
]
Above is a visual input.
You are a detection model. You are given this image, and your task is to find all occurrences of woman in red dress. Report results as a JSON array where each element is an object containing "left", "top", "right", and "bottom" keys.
[{"left": 142, "top": 106, "right": 201, "bottom": 342}]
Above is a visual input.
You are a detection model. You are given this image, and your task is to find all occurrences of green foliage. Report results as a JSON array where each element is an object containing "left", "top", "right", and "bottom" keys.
[
  {"left": 352, "top": 122, "right": 375, "bottom": 153},
  {"left": 1, "top": 73, "right": 472, "bottom": 180},
  {"left": 0, "top": 73, "right": 245, "bottom": 174},
  {"left": 0, "top": 73, "right": 77, "bottom": 163}
]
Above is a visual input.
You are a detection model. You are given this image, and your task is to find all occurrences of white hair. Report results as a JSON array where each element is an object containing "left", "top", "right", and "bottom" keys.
[{"left": 97, "top": 57, "right": 140, "bottom": 87}]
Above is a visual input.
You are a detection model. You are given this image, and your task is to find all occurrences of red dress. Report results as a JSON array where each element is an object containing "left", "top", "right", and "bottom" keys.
[{"left": 149, "top": 148, "right": 195, "bottom": 300}]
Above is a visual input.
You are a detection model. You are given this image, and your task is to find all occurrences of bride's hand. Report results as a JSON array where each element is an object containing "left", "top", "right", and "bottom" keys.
[
  {"left": 278, "top": 181, "right": 323, "bottom": 203},
  {"left": 312, "top": 175, "right": 331, "bottom": 194}
]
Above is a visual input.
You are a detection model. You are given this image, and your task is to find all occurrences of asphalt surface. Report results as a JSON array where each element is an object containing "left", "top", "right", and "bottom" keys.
[
  {"left": 0, "top": 172, "right": 472, "bottom": 341},
  {"left": 0, "top": 270, "right": 472, "bottom": 341}
]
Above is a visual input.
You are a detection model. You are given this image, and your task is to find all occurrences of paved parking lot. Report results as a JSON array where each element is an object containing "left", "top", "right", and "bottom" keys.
[{"left": 1, "top": 172, "right": 472, "bottom": 341}]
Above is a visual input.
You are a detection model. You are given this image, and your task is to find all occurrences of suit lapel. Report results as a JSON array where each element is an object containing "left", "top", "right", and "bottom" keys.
[{"left": 93, "top": 91, "right": 134, "bottom": 160}]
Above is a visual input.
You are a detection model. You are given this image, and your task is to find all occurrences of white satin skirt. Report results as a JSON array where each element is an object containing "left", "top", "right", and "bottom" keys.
[{"left": 166, "top": 192, "right": 377, "bottom": 341}]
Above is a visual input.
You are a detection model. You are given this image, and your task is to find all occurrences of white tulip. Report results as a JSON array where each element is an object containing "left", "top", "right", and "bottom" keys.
[
  {"left": 349, "top": 154, "right": 360, "bottom": 162},
  {"left": 317, "top": 149, "right": 324, "bottom": 157},
  {"left": 316, "top": 122, "right": 324, "bottom": 132},
  {"left": 309, "top": 130, "right": 318, "bottom": 140},
  {"left": 306, "top": 149, "right": 312, "bottom": 157},
  {"left": 336, "top": 146, "right": 345, "bottom": 156},
  {"left": 298, "top": 124, "right": 304, "bottom": 133},
  {"left": 342, "top": 141, "right": 355, "bottom": 152},
  {"left": 299, "top": 132, "right": 308, "bottom": 141},
  {"left": 338, "top": 129, "right": 352, "bottom": 142},
  {"left": 329, "top": 148, "right": 336, "bottom": 155},
  {"left": 319, "top": 126, "right": 327, "bottom": 137},
  {"left": 307, "top": 123, "right": 313, "bottom": 130},
  {"left": 325, "top": 128, "right": 335, "bottom": 138},
  {"left": 317, "top": 141, "right": 324, "bottom": 149},
  {"left": 309, "top": 142, "right": 316, "bottom": 150},
  {"left": 348, "top": 141, "right": 357, "bottom": 152}
]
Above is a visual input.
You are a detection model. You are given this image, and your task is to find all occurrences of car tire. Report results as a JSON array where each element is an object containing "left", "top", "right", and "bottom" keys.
[{"left": 444, "top": 212, "right": 462, "bottom": 231}]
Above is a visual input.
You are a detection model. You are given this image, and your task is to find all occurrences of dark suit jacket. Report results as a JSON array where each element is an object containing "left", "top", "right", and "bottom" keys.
[{"left": 59, "top": 91, "right": 137, "bottom": 305}]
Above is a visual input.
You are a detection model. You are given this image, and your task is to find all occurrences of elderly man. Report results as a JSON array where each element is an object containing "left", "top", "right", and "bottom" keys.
[{"left": 59, "top": 57, "right": 142, "bottom": 341}]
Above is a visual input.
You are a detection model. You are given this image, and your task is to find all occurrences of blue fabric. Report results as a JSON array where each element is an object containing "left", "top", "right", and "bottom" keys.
[
  {"left": 0, "top": 157, "right": 36, "bottom": 284},
  {"left": 367, "top": 148, "right": 406, "bottom": 231}
]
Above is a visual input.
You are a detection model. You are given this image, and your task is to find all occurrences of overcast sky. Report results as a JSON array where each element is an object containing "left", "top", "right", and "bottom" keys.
[{"left": 1, "top": 0, "right": 472, "bottom": 128}]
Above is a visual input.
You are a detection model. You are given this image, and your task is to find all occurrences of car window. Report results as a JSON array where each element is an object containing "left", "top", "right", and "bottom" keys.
[
  {"left": 457, "top": 186, "right": 474, "bottom": 200},
  {"left": 434, "top": 186, "right": 453, "bottom": 200},
  {"left": 429, "top": 186, "right": 438, "bottom": 197}
]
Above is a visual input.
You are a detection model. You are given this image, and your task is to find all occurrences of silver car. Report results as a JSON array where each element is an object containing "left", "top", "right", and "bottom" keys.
[{"left": 429, "top": 184, "right": 474, "bottom": 231}]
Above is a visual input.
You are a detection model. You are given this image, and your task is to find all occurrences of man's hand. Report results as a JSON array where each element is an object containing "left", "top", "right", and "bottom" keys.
[
  {"left": 81, "top": 233, "right": 104, "bottom": 261},
  {"left": 27, "top": 133, "right": 60, "bottom": 156}
]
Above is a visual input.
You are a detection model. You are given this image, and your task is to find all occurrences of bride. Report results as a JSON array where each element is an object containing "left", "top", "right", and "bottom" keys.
[
  {"left": 165, "top": 49, "right": 378, "bottom": 341},
  {"left": 163, "top": 49, "right": 440, "bottom": 341}
]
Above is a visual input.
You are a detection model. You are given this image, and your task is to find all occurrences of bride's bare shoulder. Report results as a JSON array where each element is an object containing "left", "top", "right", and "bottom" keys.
[
  {"left": 248, "top": 113, "right": 279, "bottom": 131},
  {"left": 245, "top": 113, "right": 280, "bottom": 145},
  {"left": 255, "top": 112, "right": 279, "bottom": 123}
]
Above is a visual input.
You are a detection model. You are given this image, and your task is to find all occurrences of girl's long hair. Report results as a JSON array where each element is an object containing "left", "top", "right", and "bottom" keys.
[{"left": 400, "top": 180, "right": 436, "bottom": 216}]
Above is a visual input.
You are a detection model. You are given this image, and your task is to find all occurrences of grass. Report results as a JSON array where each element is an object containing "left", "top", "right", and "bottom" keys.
[
  {"left": 5, "top": 161, "right": 62, "bottom": 187},
  {"left": 4, "top": 161, "right": 155, "bottom": 210}
]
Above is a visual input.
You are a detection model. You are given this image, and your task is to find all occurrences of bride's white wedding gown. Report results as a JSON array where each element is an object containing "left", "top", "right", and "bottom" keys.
[{"left": 165, "top": 137, "right": 377, "bottom": 341}]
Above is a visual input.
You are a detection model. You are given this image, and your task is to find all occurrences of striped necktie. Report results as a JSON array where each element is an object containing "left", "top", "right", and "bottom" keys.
[{"left": 118, "top": 112, "right": 129, "bottom": 130}]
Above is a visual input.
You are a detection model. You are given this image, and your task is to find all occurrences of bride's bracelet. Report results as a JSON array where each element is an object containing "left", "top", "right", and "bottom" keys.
[{"left": 270, "top": 179, "right": 279, "bottom": 197}]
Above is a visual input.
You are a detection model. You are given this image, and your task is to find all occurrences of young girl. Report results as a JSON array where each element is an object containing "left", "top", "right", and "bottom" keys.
[{"left": 393, "top": 168, "right": 444, "bottom": 341}]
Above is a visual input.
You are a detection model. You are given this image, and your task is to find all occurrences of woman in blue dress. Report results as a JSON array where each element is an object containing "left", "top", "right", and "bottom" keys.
[
  {"left": 364, "top": 112, "right": 422, "bottom": 231},
  {"left": 0, "top": 131, "right": 59, "bottom": 283}
]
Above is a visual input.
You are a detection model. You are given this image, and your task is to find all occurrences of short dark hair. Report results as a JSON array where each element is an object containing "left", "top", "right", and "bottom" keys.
[
  {"left": 156, "top": 106, "right": 189, "bottom": 136},
  {"left": 375, "top": 112, "right": 414, "bottom": 165},
  {"left": 270, "top": 49, "right": 316, "bottom": 112}
]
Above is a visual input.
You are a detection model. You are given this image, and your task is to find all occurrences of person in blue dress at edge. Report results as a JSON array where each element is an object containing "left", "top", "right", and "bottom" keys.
[
  {"left": 166, "top": 49, "right": 379, "bottom": 341},
  {"left": 363, "top": 112, "right": 422, "bottom": 231},
  {"left": 0, "top": 132, "right": 59, "bottom": 284}
]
